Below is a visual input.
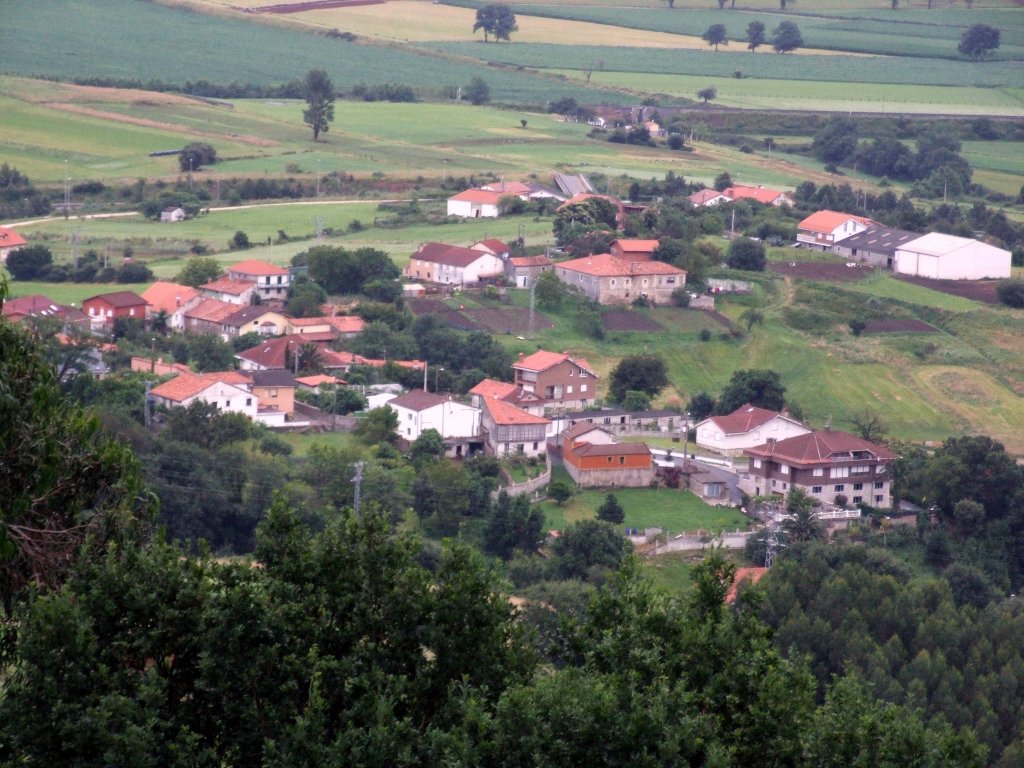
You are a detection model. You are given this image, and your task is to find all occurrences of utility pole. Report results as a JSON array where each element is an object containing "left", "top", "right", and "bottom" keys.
[
  {"left": 188, "top": 156, "right": 193, "bottom": 189},
  {"left": 64, "top": 160, "right": 70, "bottom": 219},
  {"left": 352, "top": 461, "right": 365, "bottom": 515},
  {"left": 528, "top": 278, "right": 536, "bottom": 340},
  {"left": 144, "top": 381, "right": 153, "bottom": 428},
  {"left": 423, "top": 362, "right": 429, "bottom": 392},
  {"left": 316, "top": 158, "right": 321, "bottom": 196},
  {"left": 70, "top": 228, "right": 84, "bottom": 271}
]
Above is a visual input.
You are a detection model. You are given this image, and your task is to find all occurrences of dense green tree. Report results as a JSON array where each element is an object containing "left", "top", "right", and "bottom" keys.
[
  {"left": 5, "top": 245, "right": 53, "bottom": 281},
  {"left": 486, "top": 491, "right": 545, "bottom": 558},
  {"left": 285, "top": 277, "right": 327, "bottom": 317},
  {"left": 547, "top": 478, "right": 574, "bottom": 506},
  {"left": 597, "top": 493, "right": 625, "bottom": 525},
  {"left": 621, "top": 389, "right": 652, "bottom": 412},
  {"left": 552, "top": 519, "right": 630, "bottom": 579},
  {"left": 473, "top": 3, "right": 518, "bottom": 42},
  {"left": 410, "top": 428, "right": 444, "bottom": 467},
  {"left": 715, "top": 369, "right": 786, "bottom": 414},
  {"left": 466, "top": 76, "right": 491, "bottom": 105},
  {"left": 697, "top": 85, "right": 717, "bottom": 104},
  {"left": 178, "top": 141, "right": 217, "bottom": 173},
  {"left": 701, "top": 23, "right": 728, "bottom": 50},
  {"left": 687, "top": 391, "right": 716, "bottom": 421},
  {"left": 813, "top": 115, "right": 859, "bottom": 164},
  {"left": 726, "top": 237, "right": 767, "bottom": 271},
  {"left": 164, "top": 400, "right": 251, "bottom": 451},
  {"left": 355, "top": 406, "right": 399, "bottom": 445},
  {"left": 771, "top": 20, "right": 803, "bottom": 53},
  {"left": 608, "top": 353, "right": 669, "bottom": 402},
  {"left": 174, "top": 256, "right": 222, "bottom": 287},
  {"left": 747, "top": 20, "right": 766, "bottom": 51},
  {"left": 299, "top": 245, "right": 399, "bottom": 295},
  {"left": 996, "top": 279, "right": 1024, "bottom": 308},
  {"left": 782, "top": 487, "right": 826, "bottom": 542},
  {"left": 958, "top": 24, "right": 1000, "bottom": 59},
  {"left": 302, "top": 68, "right": 335, "bottom": 141}
]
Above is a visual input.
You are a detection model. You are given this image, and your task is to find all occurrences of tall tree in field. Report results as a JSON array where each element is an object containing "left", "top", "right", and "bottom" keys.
[
  {"left": 702, "top": 23, "right": 729, "bottom": 50},
  {"left": 302, "top": 69, "right": 335, "bottom": 141},
  {"left": 473, "top": 4, "right": 518, "bottom": 42},
  {"left": 746, "top": 20, "right": 766, "bottom": 51},
  {"left": 608, "top": 354, "right": 669, "bottom": 403},
  {"left": 771, "top": 20, "right": 803, "bottom": 52}
]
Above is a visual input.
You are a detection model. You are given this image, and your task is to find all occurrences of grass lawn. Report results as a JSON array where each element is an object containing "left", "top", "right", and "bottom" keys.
[
  {"left": 641, "top": 549, "right": 746, "bottom": 594},
  {"left": 1, "top": 279, "right": 151, "bottom": 305},
  {"left": 541, "top": 486, "right": 750, "bottom": 535},
  {"left": 275, "top": 430, "right": 368, "bottom": 458},
  {"left": 844, "top": 273, "right": 981, "bottom": 312}
]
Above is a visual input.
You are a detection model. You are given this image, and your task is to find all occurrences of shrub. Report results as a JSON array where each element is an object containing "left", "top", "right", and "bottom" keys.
[
  {"left": 996, "top": 279, "right": 1024, "bottom": 308},
  {"left": 726, "top": 238, "right": 766, "bottom": 271}
]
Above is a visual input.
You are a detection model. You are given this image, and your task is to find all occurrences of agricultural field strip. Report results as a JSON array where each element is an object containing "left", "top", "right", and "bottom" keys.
[
  {"left": 554, "top": 71, "right": 1024, "bottom": 116},
  {"left": 1, "top": 0, "right": 626, "bottom": 106},
  {"left": 441, "top": 1, "right": 1024, "bottom": 57},
  {"left": 422, "top": 43, "right": 1024, "bottom": 88}
]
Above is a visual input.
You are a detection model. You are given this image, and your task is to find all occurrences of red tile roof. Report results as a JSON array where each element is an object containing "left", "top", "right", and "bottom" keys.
[
  {"left": 0, "top": 227, "right": 28, "bottom": 250},
  {"left": 514, "top": 350, "right": 570, "bottom": 373},
  {"left": 201, "top": 277, "right": 256, "bottom": 296},
  {"left": 707, "top": 404, "right": 790, "bottom": 435},
  {"left": 481, "top": 181, "right": 531, "bottom": 195},
  {"left": 295, "top": 374, "right": 345, "bottom": 387},
  {"left": 470, "top": 378, "right": 521, "bottom": 401},
  {"left": 572, "top": 441, "right": 651, "bottom": 458},
  {"left": 150, "top": 371, "right": 250, "bottom": 403},
  {"left": 798, "top": 210, "right": 876, "bottom": 234},
  {"left": 556, "top": 253, "right": 685, "bottom": 279},
  {"left": 474, "top": 238, "right": 511, "bottom": 254},
  {"left": 2, "top": 294, "right": 64, "bottom": 317},
  {"left": 564, "top": 422, "right": 610, "bottom": 440},
  {"left": 324, "top": 316, "right": 366, "bottom": 335},
  {"left": 509, "top": 255, "right": 553, "bottom": 268},
  {"left": 227, "top": 259, "right": 288, "bottom": 277},
  {"left": 689, "top": 189, "right": 728, "bottom": 205},
  {"left": 236, "top": 335, "right": 306, "bottom": 369},
  {"left": 481, "top": 396, "right": 550, "bottom": 426},
  {"left": 141, "top": 281, "right": 199, "bottom": 314},
  {"left": 449, "top": 189, "right": 506, "bottom": 205},
  {"left": 612, "top": 239, "right": 659, "bottom": 253},
  {"left": 186, "top": 298, "right": 239, "bottom": 323},
  {"left": 412, "top": 242, "right": 497, "bottom": 268},
  {"left": 722, "top": 185, "right": 789, "bottom": 205},
  {"left": 746, "top": 429, "right": 897, "bottom": 465}
]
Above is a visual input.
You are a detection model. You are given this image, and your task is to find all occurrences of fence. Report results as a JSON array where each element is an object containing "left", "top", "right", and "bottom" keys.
[{"left": 495, "top": 464, "right": 551, "bottom": 500}]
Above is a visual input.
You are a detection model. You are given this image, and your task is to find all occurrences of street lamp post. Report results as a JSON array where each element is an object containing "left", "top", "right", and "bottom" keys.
[{"left": 435, "top": 366, "right": 444, "bottom": 393}]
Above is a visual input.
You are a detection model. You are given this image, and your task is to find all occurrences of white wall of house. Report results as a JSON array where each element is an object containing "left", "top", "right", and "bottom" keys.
[
  {"left": 156, "top": 382, "right": 259, "bottom": 419},
  {"left": 696, "top": 416, "right": 812, "bottom": 456},
  {"left": 390, "top": 400, "right": 481, "bottom": 441},
  {"left": 447, "top": 200, "right": 500, "bottom": 218}
]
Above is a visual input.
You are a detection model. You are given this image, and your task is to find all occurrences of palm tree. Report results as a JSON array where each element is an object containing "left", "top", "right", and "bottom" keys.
[
  {"left": 782, "top": 487, "right": 826, "bottom": 542},
  {"left": 150, "top": 309, "right": 170, "bottom": 336}
]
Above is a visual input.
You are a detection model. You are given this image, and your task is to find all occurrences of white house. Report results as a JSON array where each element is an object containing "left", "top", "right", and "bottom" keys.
[
  {"left": 894, "top": 232, "right": 1011, "bottom": 280},
  {"left": 447, "top": 189, "right": 505, "bottom": 218},
  {"left": 388, "top": 390, "right": 481, "bottom": 443},
  {"left": 160, "top": 207, "right": 186, "bottom": 222},
  {"left": 149, "top": 372, "right": 259, "bottom": 420},
  {"left": 797, "top": 210, "right": 876, "bottom": 251},
  {"left": 688, "top": 189, "right": 730, "bottom": 207},
  {"left": 695, "top": 403, "right": 812, "bottom": 456},
  {"left": 404, "top": 242, "right": 505, "bottom": 285},
  {"left": 227, "top": 259, "right": 291, "bottom": 303}
]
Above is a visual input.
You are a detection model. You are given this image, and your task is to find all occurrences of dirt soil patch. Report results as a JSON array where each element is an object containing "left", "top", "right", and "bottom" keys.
[
  {"left": 407, "top": 298, "right": 450, "bottom": 316},
  {"left": 705, "top": 310, "right": 733, "bottom": 328},
  {"left": 863, "top": 318, "right": 939, "bottom": 334},
  {"left": 893, "top": 274, "right": 1000, "bottom": 305},
  {"left": 768, "top": 261, "right": 875, "bottom": 282},
  {"left": 601, "top": 310, "right": 662, "bottom": 332},
  {"left": 462, "top": 307, "right": 553, "bottom": 334},
  {"left": 247, "top": 0, "right": 384, "bottom": 12}
]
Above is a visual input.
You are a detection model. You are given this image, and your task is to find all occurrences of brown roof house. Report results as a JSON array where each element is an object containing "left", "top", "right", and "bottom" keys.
[
  {"left": 404, "top": 242, "right": 504, "bottom": 286},
  {"left": 740, "top": 429, "right": 897, "bottom": 509},
  {"left": 561, "top": 423, "right": 654, "bottom": 488},
  {"left": 695, "top": 404, "right": 811, "bottom": 457},
  {"left": 0, "top": 226, "right": 28, "bottom": 262},
  {"left": 505, "top": 254, "right": 553, "bottom": 289},
  {"left": 183, "top": 298, "right": 244, "bottom": 337},
  {"left": 141, "top": 281, "right": 202, "bottom": 331},
  {"left": 81, "top": 290, "right": 149, "bottom": 330},
  {"left": 200, "top": 277, "right": 257, "bottom": 306},
  {"left": 512, "top": 350, "right": 598, "bottom": 412},
  {"left": 721, "top": 185, "right": 792, "bottom": 207},
  {"left": 446, "top": 189, "right": 506, "bottom": 219},
  {"left": 1, "top": 294, "right": 89, "bottom": 330},
  {"left": 610, "top": 239, "right": 659, "bottom": 262},
  {"left": 797, "top": 210, "right": 876, "bottom": 251},
  {"left": 554, "top": 253, "right": 685, "bottom": 306},
  {"left": 688, "top": 188, "right": 731, "bottom": 208}
]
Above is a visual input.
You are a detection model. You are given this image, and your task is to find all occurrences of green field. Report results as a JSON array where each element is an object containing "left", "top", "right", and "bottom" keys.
[{"left": 541, "top": 486, "right": 750, "bottom": 533}]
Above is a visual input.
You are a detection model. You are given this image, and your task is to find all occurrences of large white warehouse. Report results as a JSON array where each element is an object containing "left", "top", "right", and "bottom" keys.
[{"left": 893, "top": 233, "right": 1011, "bottom": 281}]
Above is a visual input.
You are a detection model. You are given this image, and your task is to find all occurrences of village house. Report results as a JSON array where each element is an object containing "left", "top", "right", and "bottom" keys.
[
  {"left": 294, "top": 374, "right": 346, "bottom": 394},
  {"left": 81, "top": 290, "right": 149, "bottom": 330},
  {"left": 554, "top": 253, "right": 685, "bottom": 306},
  {"left": 512, "top": 350, "right": 598, "bottom": 412},
  {"left": 893, "top": 232, "right": 1011, "bottom": 280},
  {"left": 479, "top": 395, "right": 550, "bottom": 458},
  {"left": 221, "top": 305, "right": 289, "bottom": 339},
  {"left": 160, "top": 206, "right": 186, "bottom": 223},
  {"left": 1, "top": 294, "right": 90, "bottom": 330},
  {"left": 554, "top": 407, "right": 683, "bottom": 436},
  {"left": 469, "top": 377, "right": 546, "bottom": 417},
  {"left": 404, "top": 242, "right": 504, "bottom": 286},
  {"left": 183, "top": 298, "right": 242, "bottom": 337},
  {"left": 505, "top": 254, "right": 553, "bottom": 288},
  {"left": 150, "top": 371, "right": 258, "bottom": 420},
  {"left": 387, "top": 390, "right": 483, "bottom": 457},
  {"left": 141, "top": 282, "right": 202, "bottom": 331},
  {"left": 797, "top": 210, "right": 876, "bottom": 251},
  {"left": 199, "top": 275, "right": 257, "bottom": 306},
  {"left": 0, "top": 226, "right": 28, "bottom": 262},
  {"left": 831, "top": 225, "right": 922, "bottom": 269},
  {"left": 695, "top": 404, "right": 812, "bottom": 456},
  {"left": 323, "top": 315, "right": 367, "bottom": 340},
  {"left": 247, "top": 369, "right": 297, "bottom": 417},
  {"left": 284, "top": 316, "right": 336, "bottom": 342},
  {"left": 721, "top": 185, "right": 793, "bottom": 207},
  {"left": 471, "top": 238, "right": 511, "bottom": 258},
  {"left": 560, "top": 423, "right": 654, "bottom": 488},
  {"left": 688, "top": 189, "right": 731, "bottom": 207},
  {"left": 740, "top": 429, "right": 896, "bottom": 508},
  {"left": 227, "top": 259, "right": 290, "bottom": 303},
  {"left": 446, "top": 189, "right": 506, "bottom": 218}
]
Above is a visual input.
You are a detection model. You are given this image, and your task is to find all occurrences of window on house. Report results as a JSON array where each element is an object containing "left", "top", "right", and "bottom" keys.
[
  {"left": 224, "top": 400, "right": 230, "bottom": 408},
  {"left": 874, "top": 481, "right": 884, "bottom": 489},
  {"left": 834, "top": 484, "right": 845, "bottom": 492},
  {"left": 771, "top": 480, "right": 777, "bottom": 487},
  {"left": 566, "top": 385, "right": 573, "bottom": 394},
  {"left": 579, "top": 369, "right": 588, "bottom": 378},
  {"left": 533, "top": 442, "right": 538, "bottom": 450},
  {"left": 780, "top": 464, "right": 789, "bottom": 475},
  {"left": 875, "top": 495, "right": 884, "bottom": 503},
  {"left": 607, "top": 457, "right": 613, "bottom": 463},
  {"left": 619, "top": 456, "right": 625, "bottom": 464},
  {"left": 831, "top": 467, "right": 849, "bottom": 479},
  {"left": 813, "top": 468, "right": 824, "bottom": 477},
  {"left": 581, "top": 384, "right": 587, "bottom": 393},
  {"left": 812, "top": 486, "right": 823, "bottom": 494},
  {"left": 753, "top": 459, "right": 762, "bottom": 469},
  {"left": 851, "top": 465, "right": 870, "bottom": 474},
  {"left": 853, "top": 496, "right": 863, "bottom": 504},
  {"left": 246, "top": 398, "right": 252, "bottom": 406}
]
